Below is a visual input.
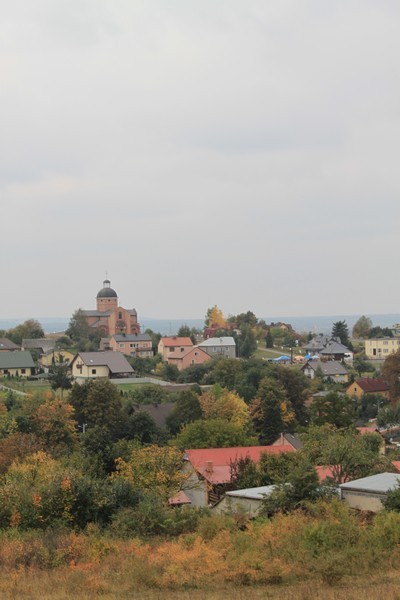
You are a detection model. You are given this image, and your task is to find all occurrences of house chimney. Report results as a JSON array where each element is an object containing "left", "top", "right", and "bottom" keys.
[{"left": 205, "top": 461, "right": 213, "bottom": 473}]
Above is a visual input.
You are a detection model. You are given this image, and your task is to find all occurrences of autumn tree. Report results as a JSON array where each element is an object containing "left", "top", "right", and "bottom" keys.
[
  {"left": 114, "top": 445, "right": 186, "bottom": 500},
  {"left": 69, "top": 379, "right": 123, "bottom": 435},
  {"left": 172, "top": 418, "right": 258, "bottom": 450},
  {"left": 199, "top": 386, "right": 249, "bottom": 427},
  {"left": 32, "top": 397, "right": 78, "bottom": 456},
  {"left": 205, "top": 305, "right": 227, "bottom": 328},
  {"left": 382, "top": 349, "right": 400, "bottom": 402},
  {"left": 352, "top": 316, "right": 372, "bottom": 339}
]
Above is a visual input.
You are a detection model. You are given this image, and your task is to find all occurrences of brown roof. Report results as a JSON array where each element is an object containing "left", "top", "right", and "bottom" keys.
[
  {"left": 354, "top": 378, "right": 390, "bottom": 393},
  {"left": 0, "top": 338, "right": 20, "bottom": 351}
]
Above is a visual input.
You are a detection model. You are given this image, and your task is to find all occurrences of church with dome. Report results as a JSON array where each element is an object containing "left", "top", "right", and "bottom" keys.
[{"left": 82, "top": 280, "right": 141, "bottom": 336}]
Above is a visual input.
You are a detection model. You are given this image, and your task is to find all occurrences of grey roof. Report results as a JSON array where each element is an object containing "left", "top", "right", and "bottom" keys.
[
  {"left": 22, "top": 338, "right": 56, "bottom": 352},
  {"left": 0, "top": 338, "right": 20, "bottom": 351},
  {"left": 0, "top": 351, "right": 36, "bottom": 369},
  {"left": 226, "top": 485, "right": 277, "bottom": 500},
  {"left": 320, "top": 340, "right": 351, "bottom": 355},
  {"left": 303, "top": 359, "right": 348, "bottom": 376},
  {"left": 198, "top": 336, "right": 236, "bottom": 347},
  {"left": 340, "top": 473, "right": 400, "bottom": 494},
  {"left": 132, "top": 402, "right": 175, "bottom": 428},
  {"left": 303, "top": 334, "right": 331, "bottom": 352},
  {"left": 82, "top": 310, "right": 112, "bottom": 317},
  {"left": 112, "top": 334, "right": 151, "bottom": 342},
  {"left": 73, "top": 351, "right": 134, "bottom": 374},
  {"left": 284, "top": 433, "right": 302, "bottom": 450}
]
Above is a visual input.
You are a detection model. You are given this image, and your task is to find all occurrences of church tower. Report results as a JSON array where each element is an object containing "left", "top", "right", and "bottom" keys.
[{"left": 96, "top": 279, "right": 118, "bottom": 312}]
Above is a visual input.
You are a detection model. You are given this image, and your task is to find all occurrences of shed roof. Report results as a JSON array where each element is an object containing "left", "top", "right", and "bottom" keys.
[
  {"left": 340, "top": 472, "right": 400, "bottom": 494},
  {"left": 226, "top": 485, "right": 277, "bottom": 500},
  {"left": 160, "top": 337, "right": 193, "bottom": 347}
]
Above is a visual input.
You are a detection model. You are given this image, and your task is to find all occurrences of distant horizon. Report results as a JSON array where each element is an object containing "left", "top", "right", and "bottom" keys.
[{"left": 1, "top": 313, "right": 399, "bottom": 336}]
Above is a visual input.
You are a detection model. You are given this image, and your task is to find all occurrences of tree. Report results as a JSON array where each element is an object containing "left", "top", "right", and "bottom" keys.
[
  {"left": 69, "top": 379, "right": 123, "bottom": 435},
  {"left": 271, "top": 365, "right": 310, "bottom": 425},
  {"left": 177, "top": 325, "right": 198, "bottom": 344},
  {"left": 260, "top": 454, "right": 322, "bottom": 515},
  {"left": 166, "top": 390, "right": 203, "bottom": 436},
  {"left": 369, "top": 326, "right": 394, "bottom": 339},
  {"left": 205, "top": 305, "right": 226, "bottom": 329},
  {"left": 332, "top": 320, "right": 350, "bottom": 346},
  {"left": 172, "top": 418, "right": 258, "bottom": 450},
  {"left": 114, "top": 445, "right": 186, "bottom": 500},
  {"left": 310, "top": 391, "right": 355, "bottom": 429},
  {"left": 199, "top": 386, "right": 250, "bottom": 427},
  {"left": 238, "top": 325, "right": 257, "bottom": 358},
  {"left": 302, "top": 425, "right": 392, "bottom": 484},
  {"left": 66, "top": 308, "right": 90, "bottom": 342},
  {"left": 48, "top": 363, "right": 72, "bottom": 400},
  {"left": 6, "top": 319, "right": 45, "bottom": 345},
  {"left": 265, "top": 331, "right": 274, "bottom": 349},
  {"left": 382, "top": 350, "right": 400, "bottom": 402},
  {"left": 249, "top": 377, "right": 293, "bottom": 445},
  {"left": 32, "top": 397, "right": 78, "bottom": 457},
  {"left": 122, "top": 411, "right": 159, "bottom": 444},
  {"left": 352, "top": 316, "right": 372, "bottom": 339}
]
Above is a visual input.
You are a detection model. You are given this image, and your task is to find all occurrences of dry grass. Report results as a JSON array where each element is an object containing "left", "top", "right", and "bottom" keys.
[{"left": 1, "top": 569, "right": 400, "bottom": 600}]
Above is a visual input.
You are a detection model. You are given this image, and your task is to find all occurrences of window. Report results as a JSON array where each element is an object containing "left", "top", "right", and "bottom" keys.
[
  {"left": 91, "top": 369, "right": 97, "bottom": 374},
  {"left": 119, "top": 343, "right": 124, "bottom": 348},
  {"left": 21, "top": 369, "right": 26, "bottom": 374}
]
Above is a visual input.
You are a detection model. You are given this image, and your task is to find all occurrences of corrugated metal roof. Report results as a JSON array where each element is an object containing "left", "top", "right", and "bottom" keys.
[
  {"left": 340, "top": 472, "right": 400, "bottom": 494},
  {"left": 226, "top": 485, "right": 276, "bottom": 500}
]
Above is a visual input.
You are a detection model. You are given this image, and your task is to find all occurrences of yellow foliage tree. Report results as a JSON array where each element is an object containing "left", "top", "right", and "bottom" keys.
[
  {"left": 113, "top": 445, "right": 186, "bottom": 500},
  {"left": 199, "top": 387, "right": 250, "bottom": 427},
  {"left": 207, "top": 305, "right": 227, "bottom": 329}
]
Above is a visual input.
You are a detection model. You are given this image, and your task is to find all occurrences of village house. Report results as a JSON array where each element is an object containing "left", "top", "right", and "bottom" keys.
[
  {"left": 365, "top": 338, "right": 400, "bottom": 359},
  {"left": 0, "top": 350, "right": 36, "bottom": 378},
  {"left": 0, "top": 338, "right": 20, "bottom": 352},
  {"left": 39, "top": 349, "right": 76, "bottom": 372},
  {"left": 346, "top": 378, "right": 390, "bottom": 400},
  {"left": 81, "top": 280, "right": 141, "bottom": 337},
  {"left": 166, "top": 346, "right": 211, "bottom": 371},
  {"left": 182, "top": 445, "right": 295, "bottom": 507},
  {"left": 197, "top": 336, "right": 236, "bottom": 359},
  {"left": 302, "top": 359, "right": 349, "bottom": 383},
  {"left": 101, "top": 333, "right": 153, "bottom": 358},
  {"left": 70, "top": 351, "right": 134, "bottom": 381},
  {"left": 158, "top": 337, "right": 193, "bottom": 360}
]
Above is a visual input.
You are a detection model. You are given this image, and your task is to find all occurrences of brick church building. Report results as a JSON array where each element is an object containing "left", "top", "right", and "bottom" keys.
[{"left": 82, "top": 279, "right": 140, "bottom": 336}]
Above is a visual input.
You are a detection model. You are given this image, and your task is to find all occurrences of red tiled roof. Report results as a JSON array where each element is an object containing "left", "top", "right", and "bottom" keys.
[
  {"left": 160, "top": 337, "right": 193, "bottom": 347},
  {"left": 315, "top": 465, "right": 335, "bottom": 482},
  {"left": 167, "top": 347, "right": 209, "bottom": 360},
  {"left": 356, "top": 426, "right": 380, "bottom": 435},
  {"left": 355, "top": 378, "right": 390, "bottom": 393},
  {"left": 185, "top": 446, "right": 295, "bottom": 484},
  {"left": 168, "top": 491, "right": 192, "bottom": 505},
  {"left": 392, "top": 461, "right": 400, "bottom": 473}
]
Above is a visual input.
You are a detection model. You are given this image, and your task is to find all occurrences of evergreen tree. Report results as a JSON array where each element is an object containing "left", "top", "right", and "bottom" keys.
[{"left": 250, "top": 377, "right": 286, "bottom": 444}]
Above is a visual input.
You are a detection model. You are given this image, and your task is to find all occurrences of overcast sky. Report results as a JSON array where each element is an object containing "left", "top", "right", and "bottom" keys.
[{"left": 1, "top": 0, "right": 400, "bottom": 320}]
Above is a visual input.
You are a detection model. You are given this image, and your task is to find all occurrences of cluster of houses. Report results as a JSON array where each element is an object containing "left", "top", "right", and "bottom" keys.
[{"left": 176, "top": 429, "right": 400, "bottom": 517}]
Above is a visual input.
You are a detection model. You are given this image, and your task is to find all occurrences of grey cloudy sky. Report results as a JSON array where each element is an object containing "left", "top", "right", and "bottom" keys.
[{"left": 2, "top": 0, "right": 400, "bottom": 320}]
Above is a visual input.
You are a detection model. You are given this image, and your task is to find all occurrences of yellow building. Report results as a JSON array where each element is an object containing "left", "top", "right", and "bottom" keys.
[
  {"left": 39, "top": 349, "right": 76, "bottom": 370},
  {"left": 365, "top": 338, "right": 400, "bottom": 359}
]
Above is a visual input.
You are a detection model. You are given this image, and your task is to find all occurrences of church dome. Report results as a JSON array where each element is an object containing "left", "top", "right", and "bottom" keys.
[{"left": 97, "top": 279, "right": 118, "bottom": 298}]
